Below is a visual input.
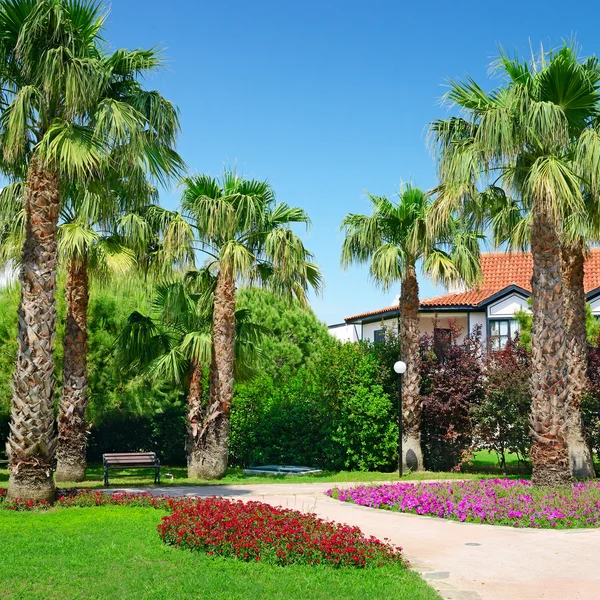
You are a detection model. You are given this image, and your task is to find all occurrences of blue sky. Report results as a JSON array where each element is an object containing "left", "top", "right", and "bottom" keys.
[{"left": 104, "top": 0, "right": 599, "bottom": 325}]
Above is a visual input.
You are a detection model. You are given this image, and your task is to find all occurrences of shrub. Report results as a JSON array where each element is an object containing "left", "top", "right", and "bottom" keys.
[
  {"left": 230, "top": 340, "right": 397, "bottom": 471},
  {"left": 472, "top": 339, "right": 531, "bottom": 471},
  {"left": 419, "top": 323, "right": 484, "bottom": 471},
  {"left": 86, "top": 400, "right": 186, "bottom": 464},
  {"left": 583, "top": 345, "right": 600, "bottom": 459}
]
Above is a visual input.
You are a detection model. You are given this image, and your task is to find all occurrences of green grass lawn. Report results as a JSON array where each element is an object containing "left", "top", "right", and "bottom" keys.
[
  {"left": 0, "top": 450, "right": 531, "bottom": 490},
  {"left": 0, "top": 506, "right": 439, "bottom": 600}
]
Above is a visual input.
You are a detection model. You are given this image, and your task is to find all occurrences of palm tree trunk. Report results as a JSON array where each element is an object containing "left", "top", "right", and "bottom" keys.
[
  {"left": 6, "top": 158, "right": 60, "bottom": 502},
  {"left": 55, "top": 257, "right": 89, "bottom": 482},
  {"left": 191, "top": 268, "right": 235, "bottom": 479},
  {"left": 561, "top": 239, "right": 595, "bottom": 479},
  {"left": 529, "top": 205, "right": 572, "bottom": 486},
  {"left": 400, "top": 265, "right": 423, "bottom": 471},
  {"left": 186, "top": 360, "right": 205, "bottom": 478}
]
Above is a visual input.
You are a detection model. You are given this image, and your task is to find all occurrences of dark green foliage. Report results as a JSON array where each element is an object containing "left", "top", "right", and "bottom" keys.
[
  {"left": 0, "top": 278, "right": 186, "bottom": 463},
  {"left": 583, "top": 346, "right": 600, "bottom": 461},
  {"left": 230, "top": 340, "right": 398, "bottom": 471},
  {"left": 0, "top": 285, "right": 17, "bottom": 456},
  {"left": 472, "top": 339, "right": 531, "bottom": 472},
  {"left": 87, "top": 401, "right": 186, "bottom": 465},
  {"left": 236, "top": 288, "right": 332, "bottom": 381}
]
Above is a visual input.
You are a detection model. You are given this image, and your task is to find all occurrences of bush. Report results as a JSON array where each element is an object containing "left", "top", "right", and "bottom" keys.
[
  {"left": 419, "top": 323, "right": 484, "bottom": 471},
  {"left": 230, "top": 340, "right": 398, "bottom": 471},
  {"left": 87, "top": 400, "right": 186, "bottom": 465},
  {"left": 472, "top": 339, "right": 531, "bottom": 471},
  {"left": 583, "top": 345, "right": 600, "bottom": 459}
]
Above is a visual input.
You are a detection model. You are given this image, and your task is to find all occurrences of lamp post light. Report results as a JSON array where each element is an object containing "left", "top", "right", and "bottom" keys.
[{"left": 393, "top": 360, "right": 407, "bottom": 478}]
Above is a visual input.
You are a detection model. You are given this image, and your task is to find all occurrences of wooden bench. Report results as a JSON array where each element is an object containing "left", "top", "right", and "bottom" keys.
[{"left": 102, "top": 452, "right": 160, "bottom": 486}]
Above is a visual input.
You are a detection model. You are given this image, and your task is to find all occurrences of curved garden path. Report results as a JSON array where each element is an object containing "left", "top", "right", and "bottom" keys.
[{"left": 114, "top": 481, "right": 600, "bottom": 600}]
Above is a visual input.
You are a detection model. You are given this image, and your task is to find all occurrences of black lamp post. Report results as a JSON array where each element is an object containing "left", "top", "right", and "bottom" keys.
[{"left": 394, "top": 360, "right": 407, "bottom": 478}]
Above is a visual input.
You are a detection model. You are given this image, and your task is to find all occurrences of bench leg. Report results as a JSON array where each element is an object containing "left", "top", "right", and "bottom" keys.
[
  {"left": 104, "top": 466, "right": 109, "bottom": 487},
  {"left": 155, "top": 466, "right": 160, "bottom": 485}
]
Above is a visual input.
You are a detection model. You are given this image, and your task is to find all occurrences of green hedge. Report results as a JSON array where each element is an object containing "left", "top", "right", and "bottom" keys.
[{"left": 230, "top": 342, "right": 398, "bottom": 471}]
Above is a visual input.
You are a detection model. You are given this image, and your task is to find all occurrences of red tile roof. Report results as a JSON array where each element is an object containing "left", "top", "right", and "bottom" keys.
[{"left": 345, "top": 249, "right": 600, "bottom": 320}]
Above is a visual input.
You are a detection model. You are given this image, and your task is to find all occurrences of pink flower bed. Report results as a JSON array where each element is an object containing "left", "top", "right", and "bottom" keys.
[{"left": 326, "top": 479, "right": 600, "bottom": 529}]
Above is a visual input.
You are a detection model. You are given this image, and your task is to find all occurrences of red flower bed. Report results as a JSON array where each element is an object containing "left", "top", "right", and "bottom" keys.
[
  {"left": 0, "top": 488, "right": 403, "bottom": 568},
  {"left": 157, "top": 497, "right": 403, "bottom": 567}
]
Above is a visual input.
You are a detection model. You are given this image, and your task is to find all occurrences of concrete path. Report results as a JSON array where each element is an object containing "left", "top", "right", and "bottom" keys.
[{"left": 111, "top": 481, "right": 600, "bottom": 600}]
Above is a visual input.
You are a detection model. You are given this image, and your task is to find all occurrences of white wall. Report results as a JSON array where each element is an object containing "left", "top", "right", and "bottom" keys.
[
  {"left": 419, "top": 313, "right": 469, "bottom": 343},
  {"left": 335, "top": 313, "right": 472, "bottom": 344},
  {"left": 469, "top": 312, "right": 487, "bottom": 344},
  {"left": 361, "top": 318, "right": 397, "bottom": 342},
  {"left": 328, "top": 323, "right": 359, "bottom": 343}
]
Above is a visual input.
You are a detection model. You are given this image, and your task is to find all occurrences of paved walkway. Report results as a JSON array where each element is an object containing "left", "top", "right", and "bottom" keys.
[{"left": 112, "top": 481, "right": 600, "bottom": 600}]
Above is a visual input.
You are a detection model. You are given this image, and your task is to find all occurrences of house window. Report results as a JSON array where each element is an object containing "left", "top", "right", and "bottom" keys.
[
  {"left": 433, "top": 327, "right": 452, "bottom": 359},
  {"left": 489, "top": 319, "right": 519, "bottom": 350},
  {"left": 374, "top": 329, "right": 385, "bottom": 344}
]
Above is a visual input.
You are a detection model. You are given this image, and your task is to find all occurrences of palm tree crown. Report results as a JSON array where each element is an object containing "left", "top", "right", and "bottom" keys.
[
  {"left": 179, "top": 172, "right": 323, "bottom": 301},
  {"left": 341, "top": 184, "right": 481, "bottom": 289}
]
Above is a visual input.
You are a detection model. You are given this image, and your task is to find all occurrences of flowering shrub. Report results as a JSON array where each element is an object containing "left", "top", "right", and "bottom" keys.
[
  {"left": 158, "top": 497, "right": 403, "bottom": 567},
  {"left": 0, "top": 488, "right": 404, "bottom": 568},
  {"left": 327, "top": 479, "right": 600, "bottom": 529}
]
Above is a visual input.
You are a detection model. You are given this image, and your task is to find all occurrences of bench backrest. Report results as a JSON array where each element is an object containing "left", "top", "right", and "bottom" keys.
[{"left": 103, "top": 452, "right": 158, "bottom": 465}]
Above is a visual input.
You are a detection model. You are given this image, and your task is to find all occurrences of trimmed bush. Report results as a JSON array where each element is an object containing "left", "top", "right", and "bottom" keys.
[{"left": 230, "top": 341, "right": 397, "bottom": 471}]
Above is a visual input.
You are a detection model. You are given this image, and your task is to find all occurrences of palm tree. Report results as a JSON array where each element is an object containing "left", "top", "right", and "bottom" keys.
[
  {"left": 179, "top": 172, "right": 323, "bottom": 478},
  {"left": 54, "top": 185, "right": 156, "bottom": 482},
  {"left": 0, "top": 0, "right": 181, "bottom": 501},
  {"left": 340, "top": 184, "right": 482, "bottom": 472},
  {"left": 116, "top": 274, "right": 262, "bottom": 478},
  {"left": 429, "top": 43, "right": 600, "bottom": 485},
  {"left": 54, "top": 43, "right": 183, "bottom": 481},
  {"left": 0, "top": 182, "right": 169, "bottom": 482},
  {"left": 491, "top": 197, "right": 597, "bottom": 479}
]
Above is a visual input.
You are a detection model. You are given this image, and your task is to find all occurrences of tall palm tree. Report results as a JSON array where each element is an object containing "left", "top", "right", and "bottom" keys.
[
  {"left": 54, "top": 186, "right": 157, "bottom": 482},
  {"left": 116, "top": 274, "right": 262, "bottom": 478},
  {"left": 0, "top": 0, "right": 181, "bottom": 501},
  {"left": 0, "top": 181, "right": 175, "bottom": 482},
  {"left": 54, "top": 44, "right": 183, "bottom": 481},
  {"left": 341, "top": 184, "right": 482, "bottom": 472},
  {"left": 179, "top": 172, "right": 323, "bottom": 478},
  {"left": 429, "top": 43, "right": 600, "bottom": 485},
  {"left": 490, "top": 197, "right": 597, "bottom": 479}
]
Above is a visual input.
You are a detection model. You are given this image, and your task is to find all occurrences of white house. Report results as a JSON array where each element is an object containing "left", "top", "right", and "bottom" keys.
[{"left": 329, "top": 250, "right": 600, "bottom": 349}]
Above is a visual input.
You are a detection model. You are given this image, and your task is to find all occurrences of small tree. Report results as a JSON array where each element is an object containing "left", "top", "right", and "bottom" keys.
[
  {"left": 473, "top": 339, "right": 531, "bottom": 472},
  {"left": 178, "top": 172, "right": 322, "bottom": 478},
  {"left": 341, "top": 185, "right": 481, "bottom": 472}
]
